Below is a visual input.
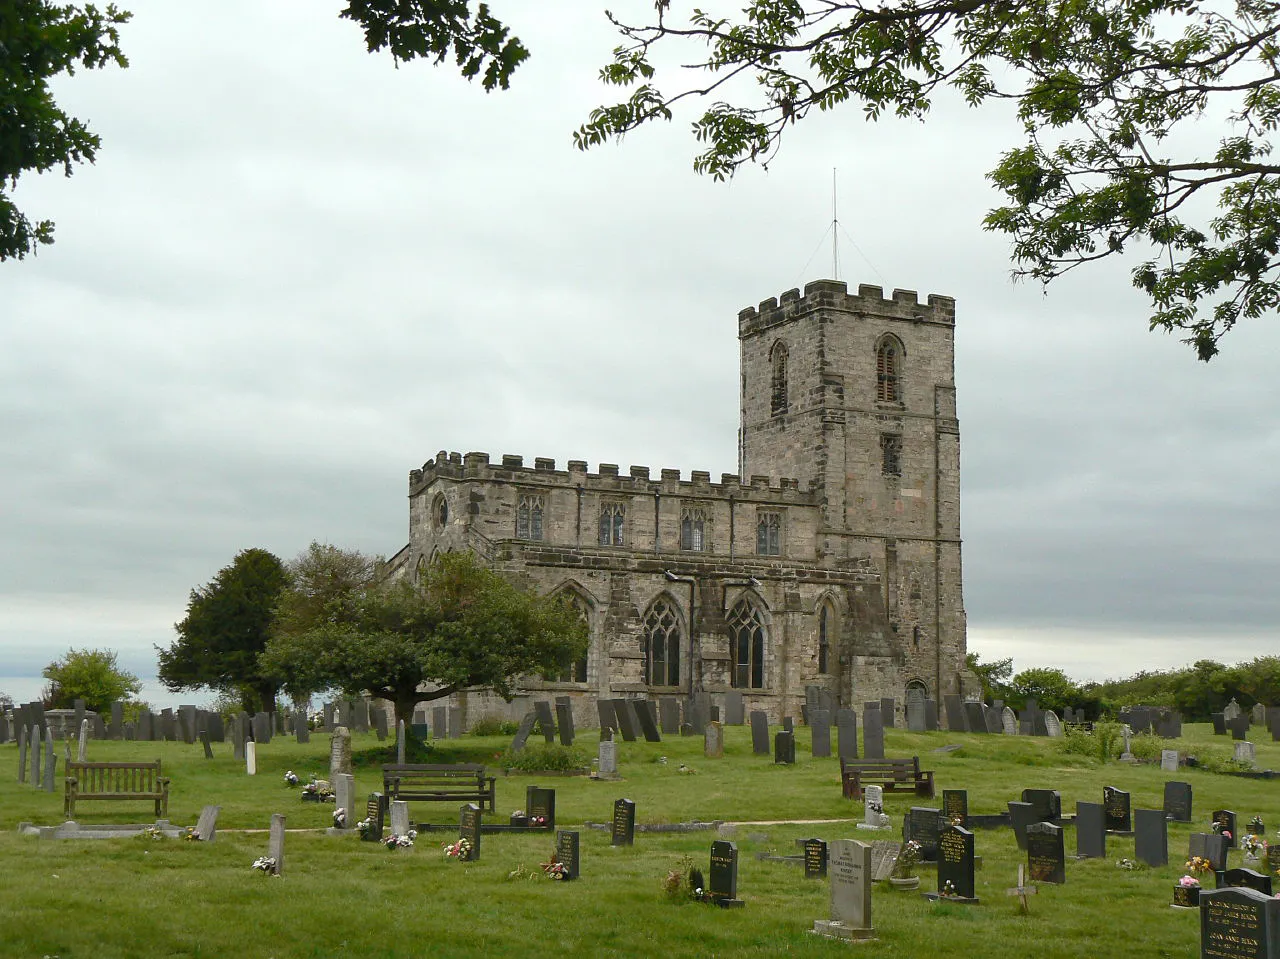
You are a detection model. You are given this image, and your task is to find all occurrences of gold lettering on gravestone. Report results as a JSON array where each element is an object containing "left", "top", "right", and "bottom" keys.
[
  {"left": 1203, "top": 899, "right": 1264, "bottom": 958},
  {"left": 1028, "top": 855, "right": 1056, "bottom": 883},
  {"left": 939, "top": 831, "right": 964, "bottom": 864}
]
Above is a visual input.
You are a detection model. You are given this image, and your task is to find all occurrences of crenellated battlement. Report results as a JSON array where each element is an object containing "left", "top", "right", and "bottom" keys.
[
  {"left": 410, "top": 450, "right": 815, "bottom": 503},
  {"left": 737, "top": 278, "right": 955, "bottom": 337}
]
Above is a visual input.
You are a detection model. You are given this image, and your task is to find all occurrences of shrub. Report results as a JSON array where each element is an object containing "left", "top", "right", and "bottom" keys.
[
  {"left": 470, "top": 715, "right": 519, "bottom": 736},
  {"left": 498, "top": 744, "right": 591, "bottom": 772}
]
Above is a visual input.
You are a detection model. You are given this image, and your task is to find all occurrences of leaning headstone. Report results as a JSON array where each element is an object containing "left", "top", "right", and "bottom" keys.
[
  {"left": 709, "top": 840, "right": 745, "bottom": 908},
  {"left": 556, "top": 702, "right": 577, "bottom": 747},
  {"left": 963, "top": 701, "right": 987, "bottom": 734},
  {"left": 267, "top": 813, "right": 285, "bottom": 875},
  {"left": 612, "top": 700, "right": 638, "bottom": 742},
  {"left": 533, "top": 701, "right": 557, "bottom": 744},
  {"left": 1199, "top": 886, "right": 1280, "bottom": 959},
  {"left": 1164, "top": 781, "right": 1193, "bottom": 823},
  {"left": 804, "top": 838, "right": 829, "bottom": 879},
  {"left": 555, "top": 830, "right": 580, "bottom": 880},
  {"left": 459, "top": 803, "right": 481, "bottom": 860},
  {"left": 934, "top": 824, "right": 978, "bottom": 901},
  {"left": 1075, "top": 801, "right": 1106, "bottom": 858},
  {"left": 810, "top": 710, "right": 831, "bottom": 757},
  {"left": 1007, "top": 801, "right": 1037, "bottom": 851},
  {"left": 749, "top": 710, "right": 770, "bottom": 755},
  {"left": 633, "top": 700, "right": 662, "bottom": 743},
  {"left": 704, "top": 721, "right": 724, "bottom": 759},
  {"left": 813, "top": 839, "right": 873, "bottom": 938},
  {"left": 725, "top": 691, "right": 745, "bottom": 726},
  {"left": 1027, "top": 822, "right": 1065, "bottom": 884},
  {"left": 1134, "top": 808, "right": 1168, "bottom": 867},
  {"left": 1104, "top": 786, "right": 1132, "bottom": 833},
  {"left": 774, "top": 730, "right": 796, "bottom": 765},
  {"left": 862, "top": 704, "right": 884, "bottom": 759},
  {"left": 329, "top": 727, "right": 352, "bottom": 779},
  {"left": 511, "top": 711, "right": 536, "bottom": 752},
  {"left": 612, "top": 798, "right": 636, "bottom": 846},
  {"left": 658, "top": 698, "right": 680, "bottom": 734},
  {"left": 836, "top": 709, "right": 858, "bottom": 760},
  {"left": 200, "top": 729, "right": 214, "bottom": 760},
  {"left": 194, "top": 804, "right": 221, "bottom": 842}
]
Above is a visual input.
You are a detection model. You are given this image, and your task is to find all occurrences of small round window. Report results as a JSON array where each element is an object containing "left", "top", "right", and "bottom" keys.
[{"left": 433, "top": 495, "right": 449, "bottom": 529}]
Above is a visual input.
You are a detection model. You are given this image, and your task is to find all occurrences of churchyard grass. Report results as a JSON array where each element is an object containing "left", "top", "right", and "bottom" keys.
[{"left": 0, "top": 722, "right": 1275, "bottom": 957}]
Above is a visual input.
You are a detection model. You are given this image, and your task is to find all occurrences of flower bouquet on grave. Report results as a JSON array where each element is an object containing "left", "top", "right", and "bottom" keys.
[
  {"left": 541, "top": 856, "right": 569, "bottom": 880},
  {"left": 1212, "top": 821, "right": 1232, "bottom": 842},
  {"left": 529, "top": 815, "right": 547, "bottom": 828},
  {"left": 1242, "top": 834, "right": 1267, "bottom": 860},
  {"left": 891, "top": 841, "right": 922, "bottom": 880},
  {"left": 1116, "top": 858, "right": 1140, "bottom": 871},
  {"left": 941, "top": 880, "right": 961, "bottom": 899},
  {"left": 510, "top": 810, "right": 529, "bottom": 827},
  {"left": 138, "top": 826, "right": 165, "bottom": 841},
  {"left": 1249, "top": 815, "right": 1265, "bottom": 834},
  {"left": 384, "top": 831, "right": 416, "bottom": 850},
  {"left": 357, "top": 818, "right": 376, "bottom": 840},
  {"left": 283, "top": 770, "right": 299, "bottom": 787},
  {"left": 180, "top": 827, "right": 201, "bottom": 842},
  {"left": 687, "top": 867, "right": 707, "bottom": 903},
  {"left": 1185, "top": 856, "right": 1213, "bottom": 877},
  {"left": 332, "top": 808, "right": 347, "bottom": 829},
  {"left": 1172, "top": 874, "right": 1202, "bottom": 908},
  {"left": 251, "top": 857, "right": 276, "bottom": 873},
  {"left": 442, "top": 838, "right": 472, "bottom": 859},
  {"left": 302, "top": 778, "right": 334, "bottom": 803}
]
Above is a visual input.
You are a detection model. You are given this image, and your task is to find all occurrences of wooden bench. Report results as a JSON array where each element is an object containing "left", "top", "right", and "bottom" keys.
[
  {"left": 65, "top": 760, "right": 170, "bottom": 818},
  {"left": 840, "top": 756, "right": 935, "bottom": 801},
  {"left": 381, "top": 763, "right": 497, "bottom": 815}
]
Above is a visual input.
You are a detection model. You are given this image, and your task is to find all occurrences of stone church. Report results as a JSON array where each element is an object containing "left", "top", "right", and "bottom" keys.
[{"left": 386, "top": 279, "right": 969, "bottom": 726}]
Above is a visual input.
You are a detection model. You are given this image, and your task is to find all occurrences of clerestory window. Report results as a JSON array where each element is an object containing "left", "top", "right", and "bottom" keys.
[{"left": 599, "top": 503, "right": 625, "bottom": 547}]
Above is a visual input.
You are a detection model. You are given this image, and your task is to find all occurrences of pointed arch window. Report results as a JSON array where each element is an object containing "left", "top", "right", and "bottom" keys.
[
  {"left": 728, "top": 598, "right": 767, "bottom": 689},
  {"left": 556, "top": 591, "right": 590, "bottom": 683},
  {"left": 642, "top": 597, "right": 682, "bottom": 687},
  {"left": 876, "top": 335, "right": 903, "bottom": 403},
  {"left": 680, "top": 507, "right": 707, "bottom": 551},
  {"left": 517, "top": 494, "right": 544, "bottom": 541},
  {"left": 818, "top": 601, "right": 836, "bottom": 674},
  {"left": 756, "top": 511, "right": 782, "bottom": 556},
  {"left": 770, "top": 341, "right": 789, "bottom": 416},
  {"left": 599, "top": 503, "right": 625, "bottom": 547}
]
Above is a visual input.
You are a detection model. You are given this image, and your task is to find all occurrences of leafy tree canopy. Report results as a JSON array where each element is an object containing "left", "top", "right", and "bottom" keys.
[
  {"left": 262, "top": 550, "right": 588, "bottom": 726},
  {"left": 159, "top": 547, "right": 288, "bottom": 713},
  {"left": 965, "top": 651, "right": 1013, "bottom": 702},
  {"left": 1007, "top": 665, "right": 1081, "bottom": 714},
  {"left": 1, "top": 1, "right": 130, "bottom": 260},
  {"left": 41, "top": 647, "right": 141, "bottom": 712}
]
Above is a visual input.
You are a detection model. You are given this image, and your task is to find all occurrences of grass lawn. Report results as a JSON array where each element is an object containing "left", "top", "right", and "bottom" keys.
[{"left": 0, "top": 721, "right": 1273, "bottom": 957}]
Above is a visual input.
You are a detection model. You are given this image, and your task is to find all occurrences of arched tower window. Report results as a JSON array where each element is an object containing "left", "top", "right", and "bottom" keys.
[
  {"left": 516, "top": 493, "right": 544, "bottom": 541},
  {"left": 770, "top": 341, "right": 789, "bottom": 416},
  {"left": 817, "top": 600, "right": 837, "bottom": 675},
  {"left": 876, "top": 335, "right": 904, "bottom": 403},
  {"left": 728, "top": 597, "right": 768, "bottom": 689},
  {"left": 555, "top": 589, "right": 590, "bottom": 683},
  {"left": 641, "top": 597, "right": 682, "bottom": 687}
]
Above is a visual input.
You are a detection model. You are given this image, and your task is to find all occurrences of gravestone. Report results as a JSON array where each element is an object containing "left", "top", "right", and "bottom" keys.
[
  {"left": 1022, "top": 789, "right": 1062, "bottom": 822},
  {"left": 1135, "top": 808, "right": 1169, "bottom": 866},
  {"left": 597, "top": 740, "right": 619, "bottom": 779},
  {"left": 749, "top": 711, "right": 770, "bottom": 755},
  {"left": 862, "top": 704, "right": 885, "bottom": 760},
  {"left": 1044, "top": 711, "right": 1062, "bottom": 737},
  {"left": 804, "top": 838, "right": 828, "bottom": 879},
  {"left": 906, "top": 698, "right": 926, "bottom": 732},
  {"left": 1161, "top": 749, "right": 1179, "bottom": 772},
  {"left": 708, "top": 840, "right": 745, "bottom": 907},
  {"left": 880, "top": 698, "right": 895, "bottom": 729},
  {"left": 109, "top": 702, "right": 123, "bottom": 740},
  {"left": 200, "top": 729, "right": 213, "bottom": 760},
  {"left": 396, "top": 720, "right": 406, "bottom": 765},
  {"left": 1104, "top": 786, "right": 1132, "bottom": 833},
  {"left": 1255, "top": 703, "right": 1269, "bottom": 725},
  {"left": 1027, "top": 822, "right": 1066, "bottom": 884},
  {"left": 984, "top": 706, "right": 1003, "bottom": 734},
  {"left": 245, "top": 741, "right": 257, "bottom": 776},
  {"left": 230, "top": 717, "right": 244, "bottom": 761},
  {"left": 1224, "top": 698, "right": 1242, "bottom": 721},
  {"left": 688, "top": 693, "right": 710, "bottom": 735},
  {"left": 338, "top": 700, "right": 353, "bottom": 730},
  {"left": 526, "top": 785, "right": 556, "bottom": 829},
  {"left": 1199, "top": 886, "right": 1280, "bottom": 959},
  {"left": 1008, "top": 801, "right": 1037, "bottom": 851},
  {"left": 924, "top": 699, "right": 939, "bottom": 731},
  {"left": 267, "top": 813, "right": 286, "bottom": 876},
  {"left": 813, "top": 839, "right": 873, "bottom": 938},
  {"left": 42, "top": 740, "right": 56, "bottom": 792},
  {"left": 354, "top": 699, "right": 370, "bottom": 734},
  {"left": 30, "top": 725, "right": 41, "bottom": 788},
  {"left": 810, "top": 709, "right": 832, "bottom": 757},
  {"left": 869, "top": 840, "right": 901, "bottom": 882},
  {"left": 555, "top": 830, "right": 580, "bottom": 880},
  {"left": 334, "top": 773, "right": 354, "bottom": 828},
  {"left": 964, "top": 701, "right": 987, "bottom": 734},
  {"left": 448, "top": 707, "right": 462, "bottom": 739},
  {"left": 861, "top": 784, "right": 889, "bottom": 830},
  {"left": 137, "top": 710, "right": 153, "bottom": 742},
  {"left": 533, "top": 701, "right": 557, "bottom": 744},
  {"left": 943, "top": 694, "right": 968, "bottom": 732},
  {"left": 194, "top": 805, "right": 220, "bottom": 842},
  {"left": 612, "top": 798, "right": 636, "bottom": 846},
  {"left": 774, "top": 730, "right": 796, "bottom": 765},
  {"left": 1268, "top": 845, "right": 1280, "bottom": 880},
  {"left": 295, "top": 717, "right": 309, "bottom": 744},
  {"left": 16, "top": 725, "right": 26, "bottom": 783},
  {"left": 942, "top": 789, "right": 968, "bottom": 827},
  {"left": 1235, "top": 741, "right": 1257, "bottom": 765},
  {"left": 936, "top": 824, "right": 978, "bottom": 901},
  {"left": 1215, "top": 810, "right": 1239, "bottom": 848},
  {"left": 906, "top": 807, "right": 943, "bottom": 862},
  {"left": 390, "top": 800, "right": 411, "bottom": 837},
  {"left": 179, "top": 705, "right": 197, "bottom": 744},
  {"left": 659, "top": 698, "right": 681, "bottom": 734},
  {"left": 1223, "top": 868, "right": 1274, "bottom": 897},
  {"left": 556, "top": 701, "right": 577, "bottom": 747},
  {"left": 1002, "top": 706, "right": 1018, "bottom": 735},
  {"left": 595, "top": 698, "right": 617, "bottom": 734},
  {"left": 329, "top": 727, "right": 352, "bottom": 779},
  {"left": 251, "top": 712, "right": 270, "bottom": 745},
  {"left": 511, "top": 711, "right": 536, "bottom": 752},
  {"left": 459, "top": 803, "right": 481, "bottom": 860},
  {"left": 432, "top": 707, "right": 447, "bottom": 739},
  {"left": 704, "top": 721, "right": 724, "bottom": 758},
  {"left": 725, "top": 691, "right": 745, "bottom": 725},
  {"left": 1229, "top": 715, "right": 1251, "bottom": 741},
  {"left": 836, "top": 709, "right": 859, "bottom": 761},
  {"left": 374, "top": 709, "right": 389, "bottom": 741},
  {"left": 612, "top": 700, "right": 638, "bottom": 742},
  {"left": 363, "top": 793, "right": 384, "bottom": 842},
  {"left": 1211, "top": 712, "right": 1227, "bottom": 735},
  {"left": 161, "top": 708, "right": 177, "bottom": 741},
  {"left": 1075, "top": 801, "right": 1106, "bottom": 858},
  {"left": 634, "top": 700, "right": 662, "bottom": 743},
  {"left": 77, "top": 719, "right": 89, "bottom": 762},
  {"left": 1190, "top": 833, "right": 1230, "bottom": 873}
]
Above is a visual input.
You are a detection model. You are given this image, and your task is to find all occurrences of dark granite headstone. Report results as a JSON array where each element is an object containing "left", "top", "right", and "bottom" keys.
[
  {"left": 836, "top": 709, "right": 858, "bottom": 760},
  {"left": 689, "top": 692, "right": 710, "bottom": 735},
  {"left": 1021, "top": 789, "right": 1062, "bottom": 822},
  {"left": 634, "top": 700, "right": 662, "bottom": 743},
  {"left": 1075, "top": 801, "right": 1106, "bottom": 858},
  {"left": 1008, "top": 801, "right": 1037, "bottom": 851},
  {"left": 510, "top": 711, "right": 536, "bottom": 752},
  {"left": 1228, "top": 714, "right": 1251, "bottom": 740},
  {"left": 555, "top": 830, "right": 580, "bottom": 880},
  {"left": 782, "top": 716, "right": 794, "bottom": 733},
  {"left": 862, "top": 704, "right": 884, "bottom": 759},
  {"left": 1027, "top": 822, "right": 1065, "bottom": 884},
  {"left": 555, "top": 702, "right": 576, "bottom": 747},
  {"left": 612, "top": 798, "right": 636, "bottom": 846},
  {"left": 596, "top": 699, "right": 617, "bottom": 734},
  {"left": 880, "top": 698, "right": 895, "bottom": 729},
  {"left": 923, "top": 699, "right": 939, "bottom": 731},
  {"left": 1165, "top": 781, "right": 1193, "bottom": 823},
  {"left": 1211, "top": 712, "right": 1227, "bottom": 735},
  {"left": 1199, "top": 886, "right": 1280, "bottom": 959},
  {"left": 906, "top": 806, "right": 943, "bottom": 862},
  {"left": 109, "top": 702, "right": 123, "bottom": 740},
  {"left": 1135, "top": 808, "right": 1168, "bottom": 866},
  {"left": 937, "top": 824, "right": 977, "bottom": 900},
  {"left": 1104, "top": 786, "right": 1132, "bottom": 833},
  {"left": 526, "top": 785, "right": 556, "bottom": 830},
  {"left": 943, "top": 694, "right": 968, "bottom": 732},
  {"left": 354, "top": 699, "right": 371, "bottom": 733},
  {"left": 1224, "top": 868, "right": 1275, "bottom": 896},
  {"left": 659, "top": 698, "right": 680, "bottom": 734},
  {"left": 459, "top": 803, "right": 481, "bottom": 860},
  {"left": 533, "top": 701, "right": 557, "bottom": 744},
  {"left": 749, "top": 710, "right": 770, "bottom": 755},
  {"left": 804, "top": 838, "right": 828, "bottom": 879},
  {"left": 1215, "top": 810, "right": 1239, "bottom": 848},
  {"left": 942, "top": 789, "right": 967, "bottom": 827},
  {"left": 964, "top": 701, "right": 988, "bottom": 734},
  {"left": 1191, "top": 833, "right": 1230, "bottom": 873},
  {"left": 774, "top": 730, "right": 796, "bottom": 765},
  {"left": 810, "top": 709, "right": 831, "bottom": 757},
  {"left": 362, "top": 793, "right": 384, "bottom": 842},
  {"left": 709, "top": 840, "right": 743, "bottom": 906},
  {"left": 612, "top": 700, "right": 638, "bottom": 742}
]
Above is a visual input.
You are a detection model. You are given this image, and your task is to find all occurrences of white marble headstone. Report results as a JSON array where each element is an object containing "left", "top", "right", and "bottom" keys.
[
  {"left": 1043, "top": 712, "right": 1062, "bottom": 737},
  {"left": 1160, "top": 749, "right": 1178, "bottom": 772},
  {"left": 245, "top": 741, "right": 257, "bottom": 775},
  {"left": 858, "top": 785, "right": 889, "bottom": 830},
  {"left": 77, "top": 719, "right": 89, "bottom": 762}
]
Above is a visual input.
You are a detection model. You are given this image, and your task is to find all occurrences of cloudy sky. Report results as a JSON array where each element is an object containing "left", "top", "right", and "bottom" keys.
[{"left": 3, "top": 2, "right": 1276, "bottom": 708}]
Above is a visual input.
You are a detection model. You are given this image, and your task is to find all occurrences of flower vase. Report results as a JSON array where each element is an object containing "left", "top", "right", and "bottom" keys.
[{"left": 889, "top": 877, "right": 920, "bottom": 891}]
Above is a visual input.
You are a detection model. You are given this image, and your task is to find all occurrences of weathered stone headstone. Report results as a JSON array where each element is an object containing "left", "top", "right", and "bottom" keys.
[
  {"left": 1075, "top": 801, "right": 1106, "bottom": 858},
  {"left": 556, "top": 702, "right": 577, "bottom": 746},
  {"left": 389, "top": 800, "right": 410, "bottom": 837},
  {"left": 942, "top": 789, "right": 968, "bottom": 827},
  {"left": 138, "top": 709, "right": 154, "bottom": 742},
  {"left": 353, "top": 699, "right": 371, "bottom": 734},
  {"left": 813, "top": 839, "right": 873, "bottom": 938},
  {"left": 704, "top": 721, "right": 724, "bottom": 758},
  {"left": 922, "top": 698, "right": 939, "bottom": 731},
  {"left": 555, "top": 829, "right": 580, "bottom": 880},
  {"left": 869, "top": 840, "right": 900, "bottom": 882},
  {"left": 1160, "top": 749, "right": 1179, "bottom": 772},
  {"left": 1164, "top": 781, "right": 1193, "bottom": 822},
  {"left": 862, "top": 704, "right": 884, "bottom": 759},
  {"left": 634, "top": 700, "right": 662, "bottom": 743},
  {"left": 1134, "top": 808, "right": 1168, "bottom": 866},
  {"left": 906, "top": 697, "right": 926, "bottom": 732},
  {"left": 17, "top": 725, "right": 27, "bottom": 784},
  {"left": 194, "top": 804, "right": 220, "bottom": 842},
  {"left": 76, "top": 718, "right": 89, "bottom": 762},
  {"left": 1235, "top": 741, "right": 1257, "bottom": 765},
  {"left": 432, "top": 706, "right": 447, "bottom": 739},
  {"left": 1027, "top": 822, "right": 1065, "bottom": 884},
  {"left": 879, "top": 698, "right": 895, "bottom": 729},
  {"left": 448, "top": 706, "right": 462, "bottom": 739},
  {"left": 774, "top": 729, "right": 796, "bottom": 765},
  {"left": 836, "top": 708, "right": 858, "bottom": 760},
  {"left": 267, "top": 813, "right": 286, "bottom": 876},
  {"left": 334, "top": 773, "right": 354, "bottom": 828},
  {"left": 363, "top": 793, "right": 385, "bottom": 842},
  {"left": 1214, "top": 809, "right": 1239, "bottom": 848},
  {"left": 1104, "top": 786, "right": 1132, "bottom": 833},
  {"left": 374, "top": 708, "right": 389, "bottom": 741},
  {"left": 109, "top": 702, "right": 123, "bottom": 740},
  {"left": 963, "top": 701, "right": 987, "bottom": 734},
  {"left": 749, "top": 710, "right": 770, "bottom": 755},
  {"left": 1224, "top": 698, "right": 1242, "bottom": 721},
  {"left": 1044, "top": 711, "right": 1062, "bottom": 737},
  {"left": 934, "top": 824, "right": 978, "bottom": 901},
  {"left": 295, "top": 716, "right": 309, "bottom": 744},
  {"left": 200, "top": 729, "right": 214, "bottom": 760},
  {"left": 659, "top": 698, "right": 680, "bottom": 734},
  {"left": 1007, "top": 801, "right": 1037, "bottom": 851},
  {"left": 1199, "top": 886, "right": 1280, "bottom": 959},
  {"left": 396, "top": 720, "right": 406, "bottom": 764},
  {"left": 597, "top": 740, "right": 619, "bottom": 779},
  {"left": 809, "top": 709, "right": 831, "bottom": 757},
  {"left": 29, "top": 724, "right": 41, "bottom": 788},
  {"left": 42, "top": 737, "right": 56, "bottom": 792},
  {"left": 459, "top": 803, "right": 481, "bottom": 860},
  {"left": 943, "top": 694, "right": 968, "bottom": 732},
  {"left": 804, "top": 838, "right": 828, "bottom": 879},
  {"left": 612, "top": 798, "right": 636, "bottom": 846},
  {"left": 725, "top": 691, "right": 745, "bottom": 725},
  {"left": 709, "top": 840, "right": 745, "bottom": 907},
  {"left": 329, "top": 727, "right": 352, "bottom": 779}
]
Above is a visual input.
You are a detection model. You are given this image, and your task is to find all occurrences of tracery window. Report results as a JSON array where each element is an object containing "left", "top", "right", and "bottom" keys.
[
  {"left": 599, "top": 503, "right": 625, "bottom": 547},
  {"left": 557, "top": 591, "right": 589, "bottom": 683},
  {"left": 818, "top": 601, "right": 836, "bottom": 674},
  {"left": 728, "top": 598, "right": 767, "bottom": 689},
  {"left": 756, "top": 511, "right": 781, "bottom": 556},
  {"left": 641, "top": 597, "right": 682, "bottom": 687},
  {"left": 680, "top": 507, "right": 707, "bottom": 551},
  {"left": 516, "top": 494, "right": 544, "bottom": 541}
]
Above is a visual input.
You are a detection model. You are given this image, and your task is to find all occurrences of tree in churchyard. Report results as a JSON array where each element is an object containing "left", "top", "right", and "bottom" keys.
[
  {"left": 965, "top": 652, "right": 1013, "bottom": 703},
  {"left": 159, "top": 548, "right": 289, "bottom": 713},
  {"left": 261, "top": 550, "right": 588, "bottom": 727},
  {"left": 41, "top": 647, "right": 142, "bottom": 712},
  {"left": 272, "top": 542, "right": 383, "bottom": 638},
  {"left": 1007, "top": 666, "right": 1081, "bottom": 714},
  {"left": 1, "top": 2, "right": 130, "bottom": 261}
]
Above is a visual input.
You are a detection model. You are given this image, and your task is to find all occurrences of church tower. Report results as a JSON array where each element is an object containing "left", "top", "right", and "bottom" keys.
[{"left": 737, "top": 279, "right": 967, "bottom": 698}]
